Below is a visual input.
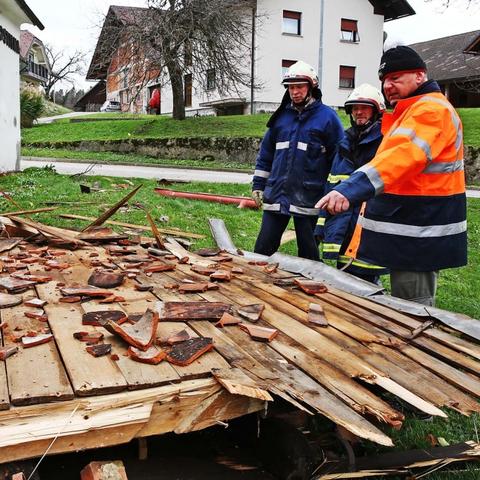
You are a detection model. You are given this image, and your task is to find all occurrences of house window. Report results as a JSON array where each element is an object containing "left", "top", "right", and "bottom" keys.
[
  {"left": 341, "top": 19, "right": 359, "bottom": 42},
  {"left": 282, "top": 10, "right": 301, "bottom": 35},
  {"left": 339, "top": 66, "right": 355, "bottom": 89},
  {"left": 184, "top": 74, "right": 192, "bottom": 107},
  {"left": 282, "top": 59, "right": 296, "bottom": 78},
  {"left": 206, "top": 69, "right": 216, "bottom": 90}
]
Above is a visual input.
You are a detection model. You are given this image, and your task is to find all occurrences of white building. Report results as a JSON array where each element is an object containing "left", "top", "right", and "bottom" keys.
[
  {"left": 0, "top": 0, "right": 43, "bottom": 172},
  {"left": 89, "top": 0, "right": 414, "bottom": 116},
  {"left": 160, "top": 0, "right": 414, "bottom": 116}
]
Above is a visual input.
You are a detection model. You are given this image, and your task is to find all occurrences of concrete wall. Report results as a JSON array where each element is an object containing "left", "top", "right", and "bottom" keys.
[{"left": 0, "top": 13, "right": 21, "bottom": 172}]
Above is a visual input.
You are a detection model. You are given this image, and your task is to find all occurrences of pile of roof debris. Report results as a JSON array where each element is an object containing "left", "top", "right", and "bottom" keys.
[{"left": 1, "top": 186, "right": 480, "bottom": 479}]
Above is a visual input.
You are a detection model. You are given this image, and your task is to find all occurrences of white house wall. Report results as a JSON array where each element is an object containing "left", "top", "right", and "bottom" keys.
[
  {"left": 321, "top": 0, "right": 384, "bottom": 106},
  {"left": 0, "top": 12, "right": 21, "bottom": 172},
  {"left": 254, "top": 0, "right": 322, "bottom": 110}
]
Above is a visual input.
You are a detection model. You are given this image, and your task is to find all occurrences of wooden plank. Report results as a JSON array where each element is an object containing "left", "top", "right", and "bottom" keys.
[
  {"left": 0, "top": 270, "right": 73, "bottom": 406},
  {"left": 203, "top": 276, "right": 447, "bottom": 418},
  {"left": 231, "top": 275, "right": 480, "bottom": 404},
  {"left": 5, "top": 216, "right": 87, "bottom": 246},
  {"left": 0, "top": 378, "right": 262, "bottom": 463},
  {"left": 190, "top": 320, "right": 394, "bottom": 446},
  {"left": 29, "top": 259, "right": 128, "bottom": 396},
  {"left": 58, "top": 214, "right": 205, "bottom": 239},
  {"left": 212, "top": 367, "right": 273, "bottom": 402},
  {"left": 81, "top": 185, "right": 142, "bottom": 232},
  {"left": 326, "top": 287, "right": 480, "bottom": 360},
  {"left": 87, "top": 246, "right": 228, "bottom": 385},
  {"left": 0, "top": 310, "right": 10, "bottom": 411},
  {"left": 317, "top": 442, "right": 480, "bottom": 479},
  {"left": 65, "top": 247, "right": 182, "bottom": 389},
  {"left": 3, "top": 207, "right": 57, "bottom": 216},
  {"left": 315, "top": 291, "right": 480, "bottom": 376},
  {"left": 173, "top": 263, "right": 472, "bottom": 417}
]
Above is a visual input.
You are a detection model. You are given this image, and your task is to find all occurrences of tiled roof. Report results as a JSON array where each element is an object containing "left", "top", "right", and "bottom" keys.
[
  {"left": 410, "top": 30, "right": 480, "bottom": 82},
  {"left": 19, "top": 29, "right": 35, "bottom": 59}
]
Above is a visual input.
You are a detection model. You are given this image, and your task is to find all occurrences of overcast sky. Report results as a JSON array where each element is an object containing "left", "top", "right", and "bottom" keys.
[{"left": 22, "top": 0, "right": 480, "bottom": 91}]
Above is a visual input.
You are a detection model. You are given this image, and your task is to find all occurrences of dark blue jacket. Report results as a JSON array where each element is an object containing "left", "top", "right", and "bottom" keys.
[
  {"left": 316, "top": 121, "right": 388, "bottom": 276},
  {"left": 252, "top": 100, "right": 344, "bottom": 217}
]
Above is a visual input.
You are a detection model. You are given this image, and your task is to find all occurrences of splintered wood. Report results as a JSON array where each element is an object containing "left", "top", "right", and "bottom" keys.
[{"left": 1, "top": 216, "right": 480, "bottom": 465}]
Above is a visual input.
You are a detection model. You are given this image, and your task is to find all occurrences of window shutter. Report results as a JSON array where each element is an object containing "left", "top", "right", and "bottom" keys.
[
  {"left": 340, "top": 66, "right": 355, "bottom": 80},
  {"left": 341, "top": 19, "right": 358, "bottom": 31},
  {"left": 282, "top": 59, "right": 296, "bottom": 68},
  {"left": 283, "top": 10, "right": 301, "bottom": 20}
]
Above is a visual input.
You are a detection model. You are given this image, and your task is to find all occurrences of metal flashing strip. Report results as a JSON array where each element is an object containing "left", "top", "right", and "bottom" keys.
[{"left": 208, "top": 217, "right": 480, "bottom": 341}]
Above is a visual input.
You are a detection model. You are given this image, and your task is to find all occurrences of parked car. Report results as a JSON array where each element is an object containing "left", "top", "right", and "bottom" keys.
[{"left": 100, "top": 100, "right": 121, "bottom": 112}]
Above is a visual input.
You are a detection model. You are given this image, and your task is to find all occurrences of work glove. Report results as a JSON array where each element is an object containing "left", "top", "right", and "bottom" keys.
[{"left": 252, "top": 190, "right": 264, "bottom": 208}]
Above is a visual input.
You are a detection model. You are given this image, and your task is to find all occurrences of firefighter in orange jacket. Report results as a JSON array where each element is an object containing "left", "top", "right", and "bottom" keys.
[{"left": 316, "top": 46, "right": 467, "bottom": 306}]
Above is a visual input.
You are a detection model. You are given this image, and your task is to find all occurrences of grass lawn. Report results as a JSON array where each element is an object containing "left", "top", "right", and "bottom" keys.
[{"left": 1, "top": 167, "right": 479, "bottom": 479}]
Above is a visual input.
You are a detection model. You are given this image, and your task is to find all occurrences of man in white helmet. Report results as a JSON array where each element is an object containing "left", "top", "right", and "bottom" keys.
[
  {"left": 252, "top": 61, "right": 344, "bottom": 260},
  {"left": 315, "top": 84, "right": 388, "bottom": 283}
]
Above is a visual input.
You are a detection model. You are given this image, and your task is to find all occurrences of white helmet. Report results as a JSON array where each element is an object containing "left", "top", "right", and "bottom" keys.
[
  {"left": 282, "top": 61, "right": 319, "bottom": 88},
  {"left": 344, "top": 83, "right": 386, "bottom": 114}
]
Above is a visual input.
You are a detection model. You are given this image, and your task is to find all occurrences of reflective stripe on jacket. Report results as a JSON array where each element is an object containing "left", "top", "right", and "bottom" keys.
[
  {"left": 316, "top": 121, "right": 388, "bottom": 276},
  {"left": 252, "top": 100, "right": 344, "bottom": 217},
  {"left": 335, "top": 83, "right": 467, "bottom": 272}
]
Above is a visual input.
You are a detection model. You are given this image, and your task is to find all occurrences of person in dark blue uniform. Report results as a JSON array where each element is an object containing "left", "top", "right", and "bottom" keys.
[
  {"left": 252, "top": 61, "right": 344, "bottom": 261},
  {"left": 315, "top": 84, "right": 388, "bottom": 283}
]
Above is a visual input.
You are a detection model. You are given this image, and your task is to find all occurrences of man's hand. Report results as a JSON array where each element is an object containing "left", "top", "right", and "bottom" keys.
[
  {"left": 316, "top": 191, "right": 350, "bottom": 214},
  {"left": 252, "top": 190, "right": 264, "bottom": 208}
]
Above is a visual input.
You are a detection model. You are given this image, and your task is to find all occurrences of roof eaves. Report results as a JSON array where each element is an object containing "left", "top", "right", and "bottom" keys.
[
  {"left": 368, "top": 0, "right": 416, "bottom": 22},
  {"left": 14, "top": 0, "right": 44, "bottom": 30}
]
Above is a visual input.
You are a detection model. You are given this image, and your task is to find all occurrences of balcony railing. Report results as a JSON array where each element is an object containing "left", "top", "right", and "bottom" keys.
[{"left": 25, "top": 61, "right": 49, "bottom": 81}]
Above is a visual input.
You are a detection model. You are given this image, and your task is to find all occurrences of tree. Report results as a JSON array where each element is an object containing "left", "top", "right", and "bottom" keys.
[
  {"left": 44, "top": 44, "right": 87, "bottom": 100},
  {"left": 424, "top": 0, "right": 477, "bottom": 8},
  {"left": 97, "top": 0, "right": 257, "bottom": 120}
]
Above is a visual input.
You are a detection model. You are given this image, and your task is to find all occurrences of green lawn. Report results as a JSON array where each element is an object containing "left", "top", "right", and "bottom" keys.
[
  {"left": 1, "top": 167, "right": 479, "bottom": 479},
  {"left": 22, "top": 111, "right": 350, "bottom": 145},
  {"left": 459, "top": 109, "right": 480, "bottom": 148}
]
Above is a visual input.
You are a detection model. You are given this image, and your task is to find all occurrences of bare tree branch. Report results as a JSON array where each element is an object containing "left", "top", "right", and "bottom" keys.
[{"left": 44, "top": 44, "right": 87, "bottom": 100}]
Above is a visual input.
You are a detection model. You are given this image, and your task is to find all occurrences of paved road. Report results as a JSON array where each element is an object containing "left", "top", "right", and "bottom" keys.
[
  {"left": 36, "top": 111, "right": 99, "bottom": 124},
  {"left": 20, "top": 157, "right": 480, "bottom": 196},
  {"left": 21, "top": 157, "right": 253, "bottom": 184}
]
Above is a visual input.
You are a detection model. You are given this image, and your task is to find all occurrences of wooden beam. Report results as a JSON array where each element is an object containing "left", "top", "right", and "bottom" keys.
[
  {"left": 2, "top": 207, "right": 57, "bottom": 217},
  {"left": 58, "top": 214, "right": 205, "bottom": 239}
]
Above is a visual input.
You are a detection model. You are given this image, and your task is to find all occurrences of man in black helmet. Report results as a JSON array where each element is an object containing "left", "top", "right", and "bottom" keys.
[{"left": 316, "top": 46, "right": 467, "bottom": 306}]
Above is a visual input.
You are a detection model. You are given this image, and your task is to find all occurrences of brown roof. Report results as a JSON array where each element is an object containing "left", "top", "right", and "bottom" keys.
[
  {"left": 86, "top": 6, "right": 152, "bottom": 80},
  {"left": 410, "top": 30, "right": 480, "bottom": 82},
  {"left": 19, "top": 29, "right": 48, "bottom": 65},
  {"left": 19, "top": 29, "right": 35, "bottom": 59}
]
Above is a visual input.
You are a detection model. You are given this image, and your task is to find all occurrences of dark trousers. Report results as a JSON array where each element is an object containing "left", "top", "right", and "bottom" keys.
[{"left": 254, "top": 211, "right": 320, "bottom": 261}]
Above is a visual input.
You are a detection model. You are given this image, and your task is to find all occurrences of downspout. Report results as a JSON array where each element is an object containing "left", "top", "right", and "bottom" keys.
[
  {"left": 250, "top": 2, "right": 257, "bottom": 115},
  {"left": 318, "top": 0, "right": 325, "bottom": 93}
]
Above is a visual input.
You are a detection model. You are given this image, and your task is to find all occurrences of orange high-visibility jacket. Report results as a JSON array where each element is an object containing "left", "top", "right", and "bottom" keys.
[{"left": 334, "top": 85, "right": 467, "bottom": 272}]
